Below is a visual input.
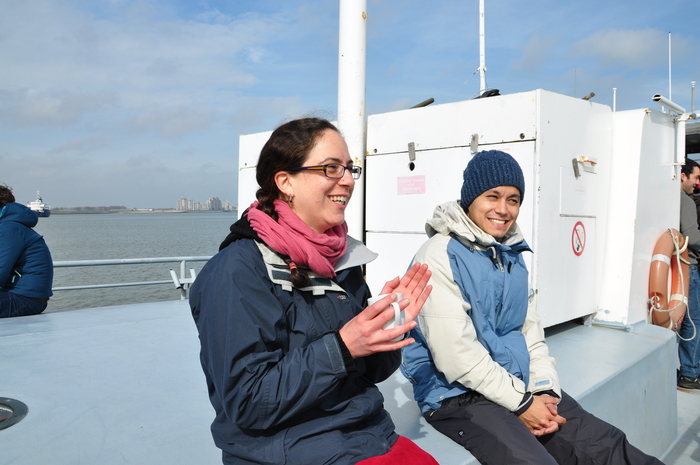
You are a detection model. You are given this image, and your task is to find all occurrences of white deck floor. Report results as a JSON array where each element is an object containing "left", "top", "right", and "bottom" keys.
[{"left": 0, "top": 300, "right": 698, "bottom": 464}]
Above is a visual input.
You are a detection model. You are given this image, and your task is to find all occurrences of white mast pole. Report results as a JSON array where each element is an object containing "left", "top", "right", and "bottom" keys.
[
  {"left": 669, "top": 32, "right": 672, "bottom": 101},
  {"left": 337, "top": 0, "right": 367, "bottom": 239},
  {"left": 613, "top": 88, "right": 617, "bottom": 112},
  {"left": 479, "top": 0, "right": 486, "bottom": 95}
]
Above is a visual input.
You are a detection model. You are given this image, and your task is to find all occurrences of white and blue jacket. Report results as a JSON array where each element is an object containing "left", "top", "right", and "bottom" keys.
[{"left": 401, "top": 200, "right": 560, "bottom": 414}]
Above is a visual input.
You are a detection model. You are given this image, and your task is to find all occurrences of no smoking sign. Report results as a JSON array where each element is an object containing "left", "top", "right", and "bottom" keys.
[{"left": 572, "top": 221, "right": 586, "bottom": 256}]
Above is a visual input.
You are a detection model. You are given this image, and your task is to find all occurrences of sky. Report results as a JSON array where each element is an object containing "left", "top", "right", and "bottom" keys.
[{"left": 1, "top": 0, "right": 698, "bottom": 209}]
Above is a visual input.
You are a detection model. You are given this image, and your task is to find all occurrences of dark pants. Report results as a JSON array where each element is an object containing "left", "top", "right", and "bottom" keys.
[
  {"left": 679, "top": 264, "right": 700, "bottom": 378},
  {"left": 424, "top": 390, "right": 664, "bottom": 465},
  {"left": 0, "top": 291, "right": 47, "bottom": 318}
]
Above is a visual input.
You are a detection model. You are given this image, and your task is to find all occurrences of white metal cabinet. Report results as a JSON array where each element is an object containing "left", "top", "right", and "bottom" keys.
[{"left": 365, "top": 90, "right": 611, "bottom": 328}]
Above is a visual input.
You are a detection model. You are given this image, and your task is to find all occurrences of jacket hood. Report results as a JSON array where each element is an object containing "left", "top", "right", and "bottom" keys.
[
  {"left": 0, "top": 203, "right": 39, "bottom": 228},
  {"left": 425, "top": 200, "right": 526, "bottom": 249},
  {"left": 219, "top": 210, "right": 258, "bottom": 251}
]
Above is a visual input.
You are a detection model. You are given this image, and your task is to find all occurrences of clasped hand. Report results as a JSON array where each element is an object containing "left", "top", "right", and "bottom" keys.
[
  {"left": 339, "top": 263, "right": 432, "bottom": 359},
  {"left": 519, "top": 395, "right": 567, "bottom": 436}
]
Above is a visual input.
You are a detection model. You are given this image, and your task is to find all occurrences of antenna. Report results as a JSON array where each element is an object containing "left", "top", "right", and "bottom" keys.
[
  {"left": 668, "top": 32, "right": 672, "bottom": 100},
  {"left": 479, "top": 0, "right": 486, "bottom": 95}
]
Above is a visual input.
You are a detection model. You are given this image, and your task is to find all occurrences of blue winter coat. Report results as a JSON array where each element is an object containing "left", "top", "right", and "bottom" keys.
[
  {"left": 0, "top": 203, "right": 53, "bottom": 298},
  {"left": 190, "top": 218, "right": 399, "bottom": 464}
]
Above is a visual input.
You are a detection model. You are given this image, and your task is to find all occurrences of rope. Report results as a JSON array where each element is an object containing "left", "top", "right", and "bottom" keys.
[
  {"left": 672, "top": 231, "right": 697, "bottom": 341},
  {"left": 648, "top": 230, "right": 696, "bottom": 339}
]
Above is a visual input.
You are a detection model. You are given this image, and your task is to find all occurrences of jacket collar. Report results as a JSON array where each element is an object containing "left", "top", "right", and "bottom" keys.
[
  {"left": 255, "top": 237, "right": 376, "bottom": 294},
  {"left": 258, "top": 235, "right": 377, "bottom": 273},
  {"left": 426, "top": 200, "right": 530, "bottom": 252}
]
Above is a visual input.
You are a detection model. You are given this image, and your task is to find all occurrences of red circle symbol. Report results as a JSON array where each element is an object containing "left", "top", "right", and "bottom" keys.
[{"left": 572, "top": 221, "right": 586, "bottom": 256}]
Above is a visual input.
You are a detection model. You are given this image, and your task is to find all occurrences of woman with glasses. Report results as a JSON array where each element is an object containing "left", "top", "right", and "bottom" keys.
[{"left": 190, "top": 117, "right": 437, "bottom": 465}]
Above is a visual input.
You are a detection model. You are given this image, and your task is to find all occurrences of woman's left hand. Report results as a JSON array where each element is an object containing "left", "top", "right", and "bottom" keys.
[{"left": 378, "top": 262, "right": 432, "bottom": 324}]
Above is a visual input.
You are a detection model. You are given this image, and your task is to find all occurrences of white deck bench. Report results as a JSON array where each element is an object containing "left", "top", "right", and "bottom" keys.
[{"left": 377, "top": 322, "right": 676, "bottom": 464}]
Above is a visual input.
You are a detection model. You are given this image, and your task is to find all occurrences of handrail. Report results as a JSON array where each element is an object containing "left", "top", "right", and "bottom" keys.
[
  {"left": 53, "top": 256, "right": 212, "bottom": 267},
  {"left": 52, "top": 256, "right": 213, "bottom": 299}
]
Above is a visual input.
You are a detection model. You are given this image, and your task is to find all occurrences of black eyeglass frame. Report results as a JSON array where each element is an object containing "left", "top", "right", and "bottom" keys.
[{"left": 288, "top": 164, "right": 362, "bottom": 180}]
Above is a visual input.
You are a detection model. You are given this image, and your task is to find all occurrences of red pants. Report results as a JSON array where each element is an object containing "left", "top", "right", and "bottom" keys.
[{"left": 357, "top": 436, "right": 439, "bottom": 464}]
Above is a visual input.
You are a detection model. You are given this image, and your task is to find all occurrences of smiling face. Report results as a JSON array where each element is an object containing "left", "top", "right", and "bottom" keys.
[
  {"left": 466, "top": 186, "right": 521, "bottom": 239},
  {"left": 274, "top": 129, "right": 355, "bottom": 234},
  {"left": 681, "top": 166, "right": 700, "bottom": 195}
]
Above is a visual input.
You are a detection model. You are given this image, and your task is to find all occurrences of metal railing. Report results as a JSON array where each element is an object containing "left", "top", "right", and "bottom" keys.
[{"left": 52, "top": 256, "right": 212, "bottom": 299}]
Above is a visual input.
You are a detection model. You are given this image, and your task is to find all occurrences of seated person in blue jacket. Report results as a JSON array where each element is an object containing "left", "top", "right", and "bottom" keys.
[
  {"left": 189, "top": 117, "right": 438, "bottom": 465},
  {"left": 0, "top": 184, "right": 54, "bottom": 318},
  {"left": 401, "top": 150, "right": 664, "bottom": 465}
]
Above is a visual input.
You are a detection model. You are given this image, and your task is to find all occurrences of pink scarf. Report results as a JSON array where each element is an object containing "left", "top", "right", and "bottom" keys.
[{"left": 246, "top": 200, "right": 348, "bottom": 278}]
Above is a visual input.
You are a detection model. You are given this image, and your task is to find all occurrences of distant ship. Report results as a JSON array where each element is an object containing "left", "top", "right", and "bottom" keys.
[{"left": 27, "top": 191, "right": 51, "bottom": 217}]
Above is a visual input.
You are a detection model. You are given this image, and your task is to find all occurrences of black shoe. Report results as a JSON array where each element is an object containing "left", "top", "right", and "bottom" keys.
[{"left": 677, "top": 374, "right": 700, "bottom": 390}]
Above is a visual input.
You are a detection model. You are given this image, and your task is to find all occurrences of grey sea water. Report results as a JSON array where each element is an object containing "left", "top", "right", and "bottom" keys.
[{"left": 33, "top": 212, "right": 237, "bottom": 312}]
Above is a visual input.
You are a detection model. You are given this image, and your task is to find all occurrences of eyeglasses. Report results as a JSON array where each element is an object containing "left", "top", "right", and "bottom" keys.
[{"left": 289, "top": 164, "right": 362, "bottom": 180}]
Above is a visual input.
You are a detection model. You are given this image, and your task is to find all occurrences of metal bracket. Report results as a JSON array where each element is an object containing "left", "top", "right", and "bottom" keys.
[
  {"left": 572, "top": 158, "right": 581, "bottom": 179},
  {"left": 169, "top": 268, "right": 197, "bottom": 299},
  {"left": 169, "top": 268, "right": 197, "bottom": 289},
  {"left": 572, "top": 156, "right": 597, "bottom": 178},
  {"left": 591, "top": 318, "right": 635, "bottom": 333},
  {"left": 408, "top": 142, "right": 416, "bottom": 162},
  {"left": 470, "top": 134, "right": 479, "bottom": 154}
]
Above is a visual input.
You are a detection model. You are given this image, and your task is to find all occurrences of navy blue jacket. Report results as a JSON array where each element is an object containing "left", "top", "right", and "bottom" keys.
[
  {"left": 190, "top": 218, "right": 399, "bottom": 464},
  {"left": 0, "top": 203, "right": 53, "bottom": 298}
]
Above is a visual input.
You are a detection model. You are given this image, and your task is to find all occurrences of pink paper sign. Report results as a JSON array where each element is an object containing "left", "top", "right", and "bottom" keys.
[{"left": 397, "top": 175, "right": 426, "bottom": 195}]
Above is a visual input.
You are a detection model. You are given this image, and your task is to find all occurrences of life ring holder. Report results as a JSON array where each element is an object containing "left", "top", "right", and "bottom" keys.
[{"left": 648, "top": 228, "right": 692, "bottom": 334}]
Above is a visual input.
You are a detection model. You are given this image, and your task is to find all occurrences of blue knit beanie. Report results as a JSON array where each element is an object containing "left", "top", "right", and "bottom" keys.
[{"left": 460, "top": 150, "right": 525, "bottom": 210}]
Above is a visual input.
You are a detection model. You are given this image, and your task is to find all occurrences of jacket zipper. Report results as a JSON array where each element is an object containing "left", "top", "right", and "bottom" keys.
[{"left": 490, "top": 247, "right": 504, "bottom": 272}]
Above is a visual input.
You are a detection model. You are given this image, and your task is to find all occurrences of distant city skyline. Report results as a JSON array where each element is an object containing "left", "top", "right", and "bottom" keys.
[
  {"left": 38, "top": 195, "right": 236, "bottom": 211},
  {"left": 177, "top": 196, "right": 235, "bottom": 212}
]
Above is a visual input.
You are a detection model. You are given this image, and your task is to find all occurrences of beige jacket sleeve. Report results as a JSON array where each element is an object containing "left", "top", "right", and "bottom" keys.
[
  {"left": 415, "top": 234, "right": 528, "bottom": 412},
  {"left": 522, "top": 295, "right": 561, "bottom": 398}
]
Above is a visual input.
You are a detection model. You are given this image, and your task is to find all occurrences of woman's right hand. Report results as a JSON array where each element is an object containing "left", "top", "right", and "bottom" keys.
[{"left": 338, "top": 263, "right": 432, "bottom": 359}]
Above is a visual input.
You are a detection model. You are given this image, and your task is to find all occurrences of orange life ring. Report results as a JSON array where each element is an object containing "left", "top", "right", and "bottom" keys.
[{"left": 648, "top": 229, "right": 689, "bottom": 331}]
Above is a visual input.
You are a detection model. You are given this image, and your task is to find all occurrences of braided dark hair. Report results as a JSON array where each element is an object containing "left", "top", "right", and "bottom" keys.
[{"left": 254, "top": 117, "right": 340, "bottom": 287}]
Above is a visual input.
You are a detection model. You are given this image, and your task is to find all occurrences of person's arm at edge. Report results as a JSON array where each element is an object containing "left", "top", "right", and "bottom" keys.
[
  {"left": 680, "top": 192, "right": 700, "bottom": 253},
  {"left": 0, "top": 225, "right": 22, "bottom": 286}
]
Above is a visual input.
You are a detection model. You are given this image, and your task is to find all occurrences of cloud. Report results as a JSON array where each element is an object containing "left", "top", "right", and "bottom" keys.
[
  {"left": 0, "top": 1, "right": 292, "bottom": 128},
  {"left": 513, "top": 34, "right": 561, "bottom": 73},
  {"left": 0, "top": 89, "right": 116, "bottom": 127},
  {"left": 121, "top": 103, "right": 216, "bottom": 137},
  {"left": 1, "top": 149, "right": 238, "bottom": 209},
  {"left": 571, "top": 28, "right": 675, "bottom": 70},
  {"left": 226, "top": 96, "right": 310, "bottom": 132},
  {"left": 48, "top": 136, "right": 109, "bottom": 154}
]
